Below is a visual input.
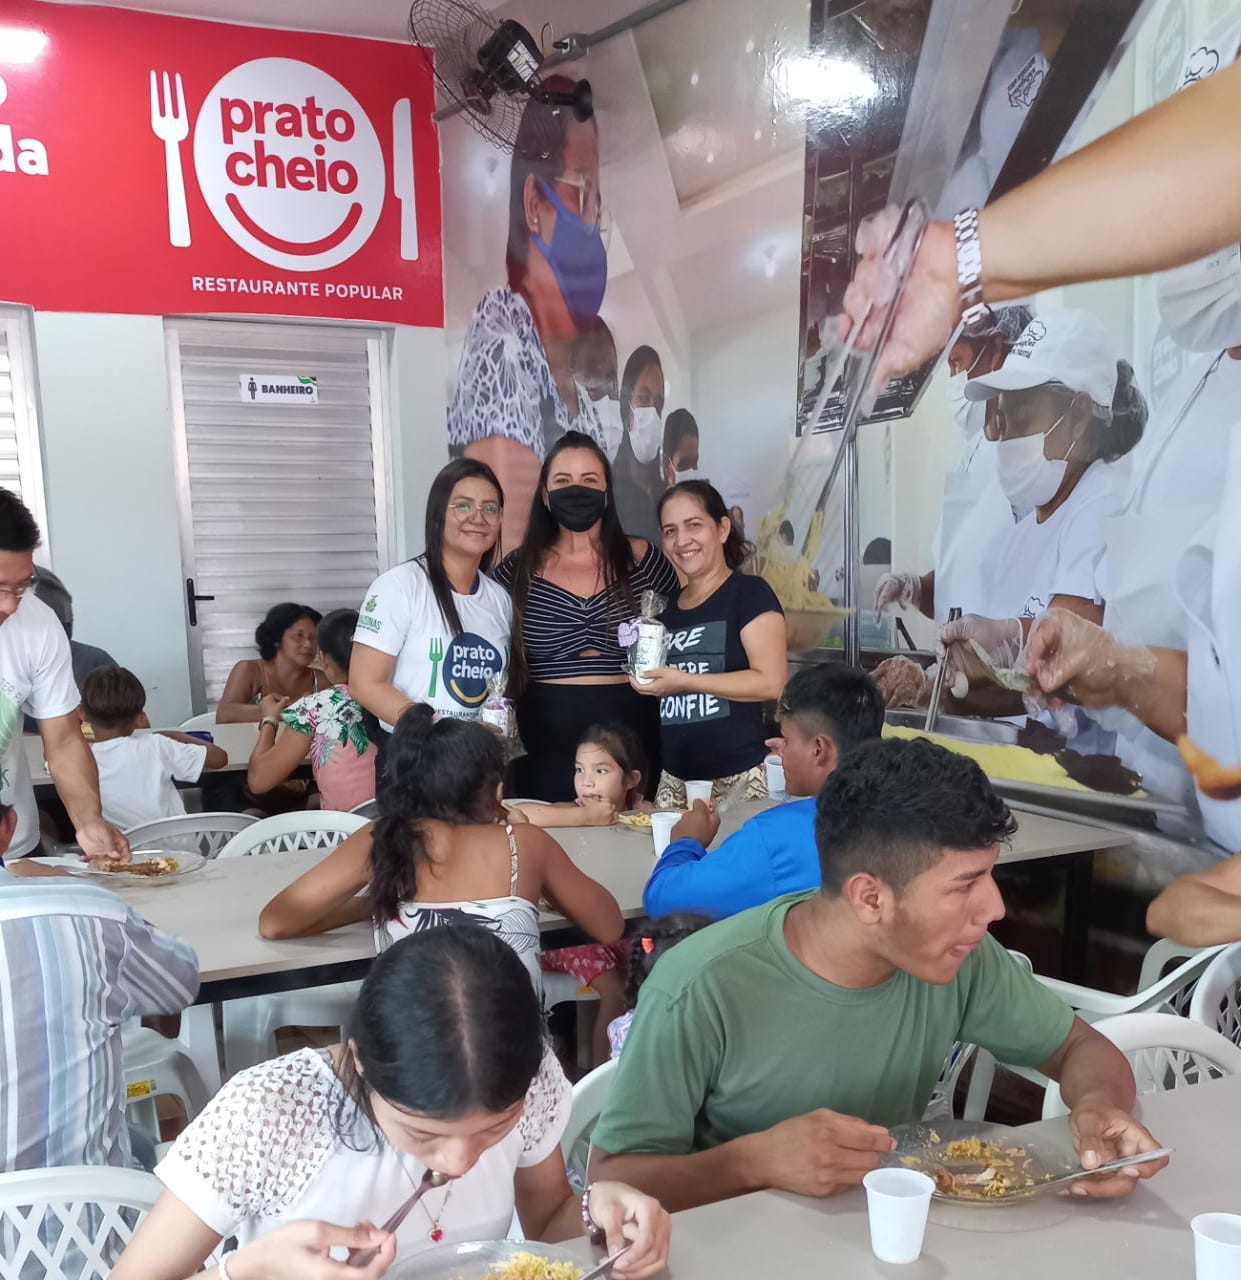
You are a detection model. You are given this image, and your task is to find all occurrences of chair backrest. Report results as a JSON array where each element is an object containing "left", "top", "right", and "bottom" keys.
[
  {"left": 178, "top": 712, "right": 217, "bottom": 732},
  {"left": 126, "top": 812, "right": 258, "bottom": 860},
  {"left": 560, "top": 1058, "right": 619, "bottom": 1166},
  {"left": 216, "top": 810, "right": 369, "bottom": 859},
  {"left": 1188, "top": 942, "right": 1241, "bottom": 1046},
  {"left": 0, "top": 1164, "right": 162, "bottom": 1280},
  {"left": 1037, "top": 945, "right": 1226, "bottom": 1020},
  {"left": 1137, "top": 938, "right": 1208, "bottom": 993},
  {"left": 1041, "top": 1011, "right": 1241, "bottom": 1119},
  {"left": 350, "top": 799, "right": 379, "bottom": 819}
]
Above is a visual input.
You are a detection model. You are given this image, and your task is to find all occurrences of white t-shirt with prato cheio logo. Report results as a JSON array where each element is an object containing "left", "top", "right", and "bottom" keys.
[
  {"left": 0, "top": 595, "right": 84, "bottom": 857},
  {"left": 353, "top": 558, "right": 512, "bottom": 730}
]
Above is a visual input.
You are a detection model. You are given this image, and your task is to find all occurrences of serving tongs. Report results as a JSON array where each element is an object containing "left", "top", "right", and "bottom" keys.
[{"left": 925, "top": 607, "right": 961, "bottom": 734}]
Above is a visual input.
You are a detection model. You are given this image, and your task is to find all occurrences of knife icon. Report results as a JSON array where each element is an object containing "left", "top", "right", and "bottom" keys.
[{"left": 392, "top": 98, "right": 418, "bottom": 261}]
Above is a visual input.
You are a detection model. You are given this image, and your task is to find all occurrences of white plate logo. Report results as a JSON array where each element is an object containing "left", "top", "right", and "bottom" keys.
[{"left": 193, "top": 57, "right": 384, "bottom": 271}]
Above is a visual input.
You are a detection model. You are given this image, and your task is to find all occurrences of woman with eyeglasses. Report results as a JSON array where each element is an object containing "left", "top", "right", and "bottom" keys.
[
  {"left": 447, "top": 75, "right": 611, "bottom": 550},
  {"left": 351, "top": 460, "right": 512, "bottom": 748}
]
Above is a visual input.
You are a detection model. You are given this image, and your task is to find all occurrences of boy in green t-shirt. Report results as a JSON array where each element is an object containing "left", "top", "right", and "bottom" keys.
[{"left": 591, "top": 737, "right": 1167, "bottom": 1211}]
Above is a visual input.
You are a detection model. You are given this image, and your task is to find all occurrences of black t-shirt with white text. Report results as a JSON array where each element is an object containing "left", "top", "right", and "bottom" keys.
[{"left": 657, "top": 571, "right": 783, "bottom": 780}]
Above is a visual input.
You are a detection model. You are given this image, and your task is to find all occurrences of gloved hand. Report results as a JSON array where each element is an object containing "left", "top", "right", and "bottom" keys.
[
  {"left": 939, "top": 614, "right": 1023, "bottom": 700},
  {"left": 872, "top": 656, "right": 933, "bottom": 709},
  {"left": 874, "top": 572, "right": 924, "bottom": 622},
  {"left": 1025, "top": 608, "right": 1155, "bottom": 710}
]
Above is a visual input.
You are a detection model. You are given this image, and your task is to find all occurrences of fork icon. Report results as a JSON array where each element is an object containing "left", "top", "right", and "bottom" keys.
[
  {"left": 149, "top": 70, "right": 191, "bottom": 247},
  {"left": 427, "top": 637, "right": 445, "bottom": 699}
]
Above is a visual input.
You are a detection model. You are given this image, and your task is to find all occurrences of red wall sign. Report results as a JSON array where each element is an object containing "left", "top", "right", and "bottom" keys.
[{"left": 0, "top": 1, "right": 442, "bottom": 325}]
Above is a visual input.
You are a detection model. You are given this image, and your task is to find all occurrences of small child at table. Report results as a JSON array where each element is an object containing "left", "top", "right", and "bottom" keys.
[
  {"left": 512, "top": 724, "right": 654, "bottom": 1067},
  {"left": 82, "top": 667, "right": 227, "bottom": 831},
  {"left": 608, "top": 912, "right": 711, "bottom": 1058}
]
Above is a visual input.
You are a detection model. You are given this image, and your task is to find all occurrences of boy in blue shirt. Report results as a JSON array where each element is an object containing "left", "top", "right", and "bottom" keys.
[{"left": 644, "top": 662, "right": 883, "bottom": 919}]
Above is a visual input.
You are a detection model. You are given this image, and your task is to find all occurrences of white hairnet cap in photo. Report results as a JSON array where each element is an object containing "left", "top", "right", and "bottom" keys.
[{"left": 964, "top": 309, "right": 1119, "bottom": 408}]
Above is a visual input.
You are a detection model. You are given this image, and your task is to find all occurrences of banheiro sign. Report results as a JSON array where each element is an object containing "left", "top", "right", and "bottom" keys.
[
  {"left": 0, "top": 2, "right": 442, "bottom": 325},
  {"left": 239, "top": 373, "right": 319, "bottom": 404}
]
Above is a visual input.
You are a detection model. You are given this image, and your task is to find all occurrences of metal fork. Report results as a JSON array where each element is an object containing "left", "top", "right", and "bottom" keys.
[
  {"left": 149, "top": 70, "right": 191, "bottom": 247},
  {"left": 427, "top": 636, "right": 445, "bottom": 698}
]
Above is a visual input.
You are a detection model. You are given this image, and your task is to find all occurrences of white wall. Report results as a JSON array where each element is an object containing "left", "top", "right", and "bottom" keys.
[
  {"left": 28, "top": 312, "right": 446, "bottom": 725},
  {"left": 33, "top": 312, "right": 194, "bottom": 726}
]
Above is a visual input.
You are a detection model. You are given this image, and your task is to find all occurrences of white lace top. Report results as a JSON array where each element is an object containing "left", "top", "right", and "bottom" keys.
[
  {"left": 156, "top": 1046, "right": 570, "bottom": 1261},
  {"left": 447, "top": 288, "right": 575, "bottom": 457}
]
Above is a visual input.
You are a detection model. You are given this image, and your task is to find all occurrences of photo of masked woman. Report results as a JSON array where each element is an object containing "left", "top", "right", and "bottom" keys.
[
  {"left": 613, "top": 346, "right": 666, "bottom": 544},
  {"left": 447, "top": 76, "right": 609, "bottom": 550},
  {"left": 572, "top": 314, "right": 624, "bottom": 463}
]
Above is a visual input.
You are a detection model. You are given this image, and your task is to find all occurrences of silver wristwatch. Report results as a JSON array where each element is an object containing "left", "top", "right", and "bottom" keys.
[{"left": 953, "top": 208, "right": 990, "bottom": 333}]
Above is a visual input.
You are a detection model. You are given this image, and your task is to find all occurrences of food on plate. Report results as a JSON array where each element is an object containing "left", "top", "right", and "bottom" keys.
[
  {"left": 484, "top": 1254, "right": 583, "bottom": 1280},
  {"left": 618, "top": 811, "right": 653, "bottom": 830},
  {"left": 101, "top": 855, "right": 179, "bottom": 878},
  {"left": 933, "top": 1136, "right": 1043, "bottom": 1200},
  {"left": 1177, "top": 735, "right": 1241, "bottom": 800}
]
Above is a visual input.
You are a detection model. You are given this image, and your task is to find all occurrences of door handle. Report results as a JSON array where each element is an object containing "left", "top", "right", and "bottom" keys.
[{"left": 186, "top": 577, "right": 215, "bottom": 627}]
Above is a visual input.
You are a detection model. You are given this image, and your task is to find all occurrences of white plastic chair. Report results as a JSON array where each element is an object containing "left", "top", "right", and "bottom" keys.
[
  {"left": 122, "top": 1012, "right": 215, "bottom": 1145},
  {"left": 126, "top": 812, "right": 258, "bottom": 860},
  {"left": 216, "top": 810, "right": 368, "bottom": 859},
  {"left": 1188, "top": 942, "right": 1241, "bottom": 1046},
  {"left": 178, "top": 712, "right": 217, "bottom": 732},
  {"left": 1042, "top": 1011, "right": 1241, "bottom": 1119},
  {"left": 0, "top": 1164, "right": 162, "bottom": 1279},
  {"left": 218, "top": 811, "right": 370, "bottom": 1076},
  {"left": 349, "top": 799, "right": 379, "bottom": 819},
  {"left": 560, "top": 1057, "right": 619, "bottom": 1193}
]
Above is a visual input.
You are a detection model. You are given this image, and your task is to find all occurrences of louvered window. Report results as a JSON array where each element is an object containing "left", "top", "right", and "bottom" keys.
[
  {"left": 0, "top": 307, "right": 48, "bottom": 535},
  {"left": 166, "top": 319, "right": 391, "bottom": 707}
]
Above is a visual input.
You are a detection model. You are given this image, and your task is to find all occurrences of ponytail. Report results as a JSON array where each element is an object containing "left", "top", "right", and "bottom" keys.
[{"left": 1103, "top": 359, "right": 1148, "bottom": 462}]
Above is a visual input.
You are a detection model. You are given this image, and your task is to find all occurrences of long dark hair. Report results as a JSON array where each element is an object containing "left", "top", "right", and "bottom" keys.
[
  {"left": 255, "top": 603, "right": 322, "bottom": 661},
  {"left": 317, "top": 609, "right": 358, "bottom": 674},
  {"left": 417, "top": 458, "right": 504, "bottom": 640},
  {"left": 506, "top": 75, "right": 598, "bottom": 293},
  {"left": 505, "top": 430, "right": 636, "bottom": 699},
  {"left": 368, "top": 705, "right": 507, "bottom": 928},
  {"left": 619, "top": 345, "right": 662, "bottom": 433},
  {"left": 624, "top": 913, "right": 712, "bottom": 1009},
  {"left": 579, "top": 721, "right": 647, "bottom": 810},
  {"left": 658, "top": 480, "right": 754, "bottom": 572},
  {"left": 336, "top": 926, "right": 544, "bottom": 1149}
]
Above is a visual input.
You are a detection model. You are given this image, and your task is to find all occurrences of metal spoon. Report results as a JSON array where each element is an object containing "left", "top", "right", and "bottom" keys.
[
  {"left": 347, "top": 1169, "right": 450, "bottom": 1267},
  {"left": 1037, "top": 1146, "right": 1174, "bottom": 1194},
  {"left": 578, "top": 1245, "right": 633, "bottom": 1280}
]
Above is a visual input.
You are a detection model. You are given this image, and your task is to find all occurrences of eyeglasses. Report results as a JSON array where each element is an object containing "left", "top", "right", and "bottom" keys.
[
  {"left": 0, "top": 571, "right": 38, "bottom": 601},
  {"left": 449, "top": 500, "right": 503, "bottom": 522}
]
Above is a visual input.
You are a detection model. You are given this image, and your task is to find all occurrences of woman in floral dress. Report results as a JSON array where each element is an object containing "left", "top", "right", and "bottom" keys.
[{"left": 248, "top": 609, "right": 378, "bottom": 812}]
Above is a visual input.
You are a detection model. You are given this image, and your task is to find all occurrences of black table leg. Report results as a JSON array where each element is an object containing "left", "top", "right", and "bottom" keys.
[{"left": 1061, "top": 849, "right": 1096, "bottom": 984}]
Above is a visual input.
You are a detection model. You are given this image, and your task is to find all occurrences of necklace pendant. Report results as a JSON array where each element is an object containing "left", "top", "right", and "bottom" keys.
[{"left": 430, "top": 1227, "right": 444, "bottom": 1243}]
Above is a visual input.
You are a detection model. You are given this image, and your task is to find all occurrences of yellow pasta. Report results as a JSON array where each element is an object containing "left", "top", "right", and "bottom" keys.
[{"left": 485, "top": 1255, "right": 583, "bottom": 1280}]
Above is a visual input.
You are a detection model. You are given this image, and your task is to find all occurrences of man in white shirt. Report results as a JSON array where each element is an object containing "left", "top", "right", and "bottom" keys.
[{"left": 0, "top": 491, "right": 129, "bottom": 862}]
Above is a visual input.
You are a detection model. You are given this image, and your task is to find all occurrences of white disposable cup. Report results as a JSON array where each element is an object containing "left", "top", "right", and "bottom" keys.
[
  {"left": 863, "top": 1168, "right": 934, "bottom": 1265},
  {"left": 685, "top": 780, "right": 713, "bottom": 805},
  {"left": 650, "top": 811, "right": 681, "bottom": 857},
  {"left": 1192, "top": 1213, "right": 1241, "bottom": 1279},
  {"left": 764, "top": 754, "right": 786, "bottom": 800}
]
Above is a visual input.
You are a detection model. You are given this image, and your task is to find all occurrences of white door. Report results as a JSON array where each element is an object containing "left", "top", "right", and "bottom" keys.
[{"left": 167, "top": 318, "right": 392, "bottom": 709}]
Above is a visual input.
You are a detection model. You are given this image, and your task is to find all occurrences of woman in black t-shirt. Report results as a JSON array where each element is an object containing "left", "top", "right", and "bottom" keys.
[{"left": 633, "top": 480, "right": 788, "bottom": 807}]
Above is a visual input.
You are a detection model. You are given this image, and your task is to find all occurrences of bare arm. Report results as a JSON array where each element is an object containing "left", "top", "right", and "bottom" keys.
[
  {"left": 258, "top": 827, "right": 373, "bottom": 939},
  {"left": 40, "top": 711, "right": 129, "bottom": 861},
  {"left": 589, "top": 1137, "right": 766, "bottom": 1213},
  {"left": 158, "top": 730, "right": 228, "bottom": 771},
  {"left": 247, "top": 722, "right": 312, "bottom": 794},
  {"left": 348, "top": 643, "right": 414, "bottom": 729},
  {"left": 216, "top": 661, "right": 262, "bottom": 724},
  {"left": 639, "top": 612, "right": 788, "bottom": 703},
  {"left": 1147, "top": 851, "right": 1241, "bottom": 945},
  {"left": 514, "top": 801, "right": 618, "bottom": 828},
  {"left": 111, "top": 1190, "right": 221, "bottom": 1280},
  {"left": 531, "top": 829, "right": 625, "bottom": 944},
  {"left": 465, "top": 435, "right": 542, "bottom": 551}
]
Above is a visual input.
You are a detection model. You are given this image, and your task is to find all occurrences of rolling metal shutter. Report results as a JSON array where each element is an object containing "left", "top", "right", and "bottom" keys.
[{"left": 0, "top": 308, "right": 48, "bottom": 534}]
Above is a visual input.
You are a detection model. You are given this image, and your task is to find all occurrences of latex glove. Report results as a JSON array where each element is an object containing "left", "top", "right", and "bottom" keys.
[
  {"left": 872, "top": 655, "right": 933, "bottom": 709},
  {"left": 940, "top": 614, "right": 1023, "bottom": 700},
  {"left": 1025, "top": 608, "right": 1155, "bottom": 710},
  {"left": 873, "top": 571, "right": 923, "bottom": 622},
  {"left": 840, "top": 209, "right": 961, "bottom": 387}
]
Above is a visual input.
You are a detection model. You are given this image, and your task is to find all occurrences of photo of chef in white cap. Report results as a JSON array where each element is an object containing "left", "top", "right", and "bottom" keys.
[{"left": 933, "top": 309, "right": 1148, "bottom": 717}]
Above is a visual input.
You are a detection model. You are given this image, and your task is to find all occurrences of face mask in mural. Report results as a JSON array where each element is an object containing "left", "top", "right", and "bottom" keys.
[
  {"left": 628, "top": 405, "right": 662, "bottom": 464},
  {"left": 532, "top": 178, "right": 607, "bottom": 325},
  {"left": 593, "top": 396, "right": 624, "bottom": 461},
  {"left": 674, "top": 467, "right": 702, "bottom": 484},
  {"left": 991, "top": 413, "right": 1073, "bottom": 518},
  {"left": 1156, "top": 245, "right": 1241, "bottom": 352}
]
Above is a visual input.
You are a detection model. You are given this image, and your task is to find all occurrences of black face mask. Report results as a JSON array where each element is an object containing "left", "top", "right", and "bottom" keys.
[{"left": 547, "top": 485, "right": 608, "bottom": 532}]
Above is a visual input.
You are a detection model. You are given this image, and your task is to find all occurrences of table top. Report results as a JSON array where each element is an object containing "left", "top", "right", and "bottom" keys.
[
  {"left": 103, "top": 802, "right": 1130, "bottom": 990},
  {"left": 556, "top": 1074, "right": 1240, "bottom": 1279},
  {"left": 24, "top": 723, "right": 259, "bottom": 785}
]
